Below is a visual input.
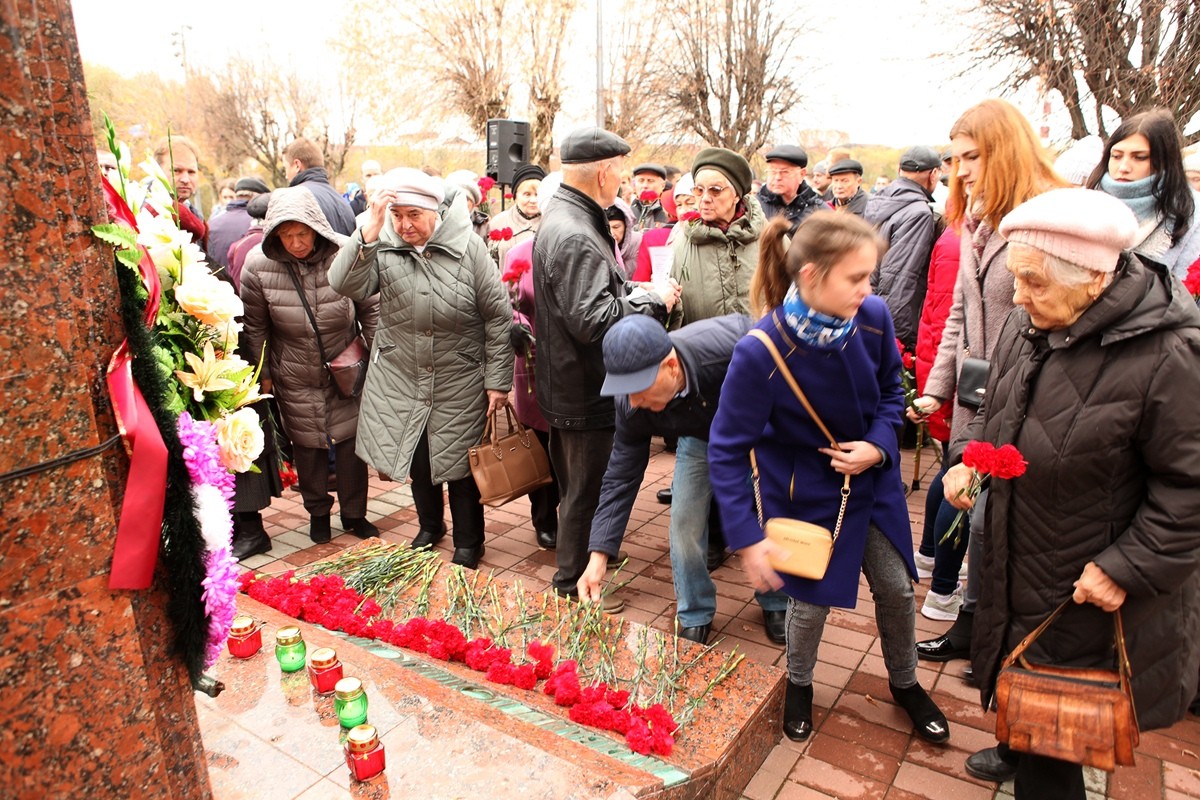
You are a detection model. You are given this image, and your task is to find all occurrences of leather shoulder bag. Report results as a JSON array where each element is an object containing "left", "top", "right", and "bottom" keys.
[
  {"left": 469, "top": 402, "right": 553, "bottom": 507},
  {"left": 284, "top": 264, "right": 369, "bottom": 399},
  {"left": 956, "top": 326, "right": 989, "bottom": 410},
  {"left": 747, "top": 329, "right": 851, "bottom": 581},
  {"left": 995, "top": 600, "right": 1139, "bottom": 772}
]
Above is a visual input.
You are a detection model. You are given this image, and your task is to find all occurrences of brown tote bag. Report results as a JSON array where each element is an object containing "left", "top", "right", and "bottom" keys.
[
  {"left": 468, "top": 402, "right": 553, "bottom": 507},
  {"left": 995, "top": 600, "right": 1139, "bottom": 772}
]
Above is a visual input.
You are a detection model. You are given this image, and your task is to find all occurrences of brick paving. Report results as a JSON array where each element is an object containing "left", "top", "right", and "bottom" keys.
[{"left": 225, "top": 442, "right": 1200, "bottom": 800}]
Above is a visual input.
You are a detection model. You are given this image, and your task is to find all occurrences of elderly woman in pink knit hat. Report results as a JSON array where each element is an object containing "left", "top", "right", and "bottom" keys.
[{"left": 944, "top": 187, "right": 1200, "bottom": 798}]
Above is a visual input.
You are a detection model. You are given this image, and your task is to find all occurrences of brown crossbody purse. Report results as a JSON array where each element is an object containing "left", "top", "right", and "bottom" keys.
[
  {"left": 995, "top": 600, "right": 1139, "bottom": 771},
  {"left": 747, "top": 329, "right": 850, "bottom": 581}
]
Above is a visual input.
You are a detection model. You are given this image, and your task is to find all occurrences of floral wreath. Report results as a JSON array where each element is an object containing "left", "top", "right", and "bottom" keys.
[{"left": 93, "top": 115, "right": 266, "bottom": 692}]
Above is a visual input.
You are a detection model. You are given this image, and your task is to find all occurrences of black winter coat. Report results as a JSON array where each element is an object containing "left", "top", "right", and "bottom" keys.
[
  {"left": 289, "top": 167, "right": 357, "bottom": 236},
  {"left": 533, "top": 184, "right": 667, "bottom": 429},
  {"left": 756, "top": 183, "right": 826, "bottom": 232},
  {"left": 963, "top": 255, "right": 1200, "bottom": 730}
]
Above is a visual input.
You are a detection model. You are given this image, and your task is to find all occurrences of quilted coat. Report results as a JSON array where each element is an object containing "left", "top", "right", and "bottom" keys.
[
  {"left": 668, "top": 196, "right": 764, "bottom": 328},
  {"left": 329, "top": 196, "right": 512, "bottom": 483},
  {"left": 963, "top": 254, "right": 1200, "bottom": 730},
  {"left": 240, "top": 187, "right": 379, "bottom": 449}
]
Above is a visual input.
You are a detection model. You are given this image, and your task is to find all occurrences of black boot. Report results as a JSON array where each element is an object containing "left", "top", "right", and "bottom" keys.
[
  {"left": 916, "top": 608, "right": 973, "bottom": 662},
  {"left": 232, "top": 512, "right": 271, "bottom": 561},
  {"left": 309, "top": 514, "right": 331, "bottom": 544},
  {"left": 890, "top": 681, "right": 950, "bottom": 743},
  {"left": 783, "top": 681, "right": 813, "bottom": 742}
]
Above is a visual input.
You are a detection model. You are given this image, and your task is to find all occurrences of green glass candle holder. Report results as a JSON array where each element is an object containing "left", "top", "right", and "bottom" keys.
[
  {"left": 334, "top": 677, "right": 369, "bottom": 728},
  {"left": 274, "top": 626, "right": 307, "bottom": 673}
]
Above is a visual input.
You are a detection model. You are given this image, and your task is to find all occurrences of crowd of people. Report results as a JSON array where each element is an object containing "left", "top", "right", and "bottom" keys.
[{"left": 118, "top": 99, "right": 1200, "bottom": 798}]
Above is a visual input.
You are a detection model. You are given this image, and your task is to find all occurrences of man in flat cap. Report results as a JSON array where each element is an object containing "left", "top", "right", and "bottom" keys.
[
  {"left": 534, "top": 127, "right": 681, "bottom": 612},
  {"left": 865, "top": 145, "right": 943, "bottom": 349},
  {"left": 630, "top": 162, "right": 670, "bottom": 230},
  {"left": 756, "top": 145, "right": 828, "bottom": 232},
  {"left": 208, "top": 176, "right": 272, "bottom": 271},
  {"left": 827, "top": 159, "right": 869, "bottom": 216}
]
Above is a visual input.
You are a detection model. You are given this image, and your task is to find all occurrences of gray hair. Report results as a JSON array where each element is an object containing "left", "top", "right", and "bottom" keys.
[{"left": 1044, "top": 252, "right": 1114, "bottom": 290}]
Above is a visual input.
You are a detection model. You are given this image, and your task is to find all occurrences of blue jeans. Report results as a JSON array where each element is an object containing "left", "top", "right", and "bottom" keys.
[{"left": 673, "top": 437, "right": 788, "bottom": 626}]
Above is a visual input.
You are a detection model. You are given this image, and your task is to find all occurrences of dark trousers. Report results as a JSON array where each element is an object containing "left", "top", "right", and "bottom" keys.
[
  {"left": 1004, "top": 745, "right": 1085, "bottom": 800},
  {"left": 549, "top": 426, "right": 614, "bottom": 594},
  {"left": 293, "top": 437, "right": 368, "bottom": 519},
  {"left": 527, "top": 428, "right": 559, "bottom": 534},
  {"left": 408, "top": 428, "right": 484, "bottom": 549}
]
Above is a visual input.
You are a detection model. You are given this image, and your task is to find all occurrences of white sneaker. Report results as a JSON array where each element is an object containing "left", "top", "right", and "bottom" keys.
[
  {"left": 914, "top": 552, "right": 935, "bottom": 579},
  {"left": 921, "top": 587, "right": 963, "bottom": 621}
]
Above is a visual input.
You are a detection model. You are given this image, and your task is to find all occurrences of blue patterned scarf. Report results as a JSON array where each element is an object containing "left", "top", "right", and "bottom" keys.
[{"left": 781, "top": 284, "right": 854, "bottom": 350}]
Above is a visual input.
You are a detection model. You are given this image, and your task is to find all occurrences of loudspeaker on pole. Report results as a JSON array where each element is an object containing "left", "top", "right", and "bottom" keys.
[{"left": 486, "top": 119, "right": 530, "bottom": 186}]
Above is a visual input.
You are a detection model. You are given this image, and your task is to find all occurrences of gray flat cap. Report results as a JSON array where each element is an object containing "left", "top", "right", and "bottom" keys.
[
  {"left": 560, "top": 127, "right": 631, "bottom": 164},
  {"left": 899, "top": 145, "right": 942, "bottom": 172},
  {"left": 764, "top": 145, "right": 809, "bottom": 168}
]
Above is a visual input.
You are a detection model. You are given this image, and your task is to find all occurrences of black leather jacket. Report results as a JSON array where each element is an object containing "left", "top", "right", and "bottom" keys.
[
  {"left": 533, "top": 184, "right": 667, "bottom": 429},
  {"left": 756, "top": 183, "right": 826, "bottom": 232}
]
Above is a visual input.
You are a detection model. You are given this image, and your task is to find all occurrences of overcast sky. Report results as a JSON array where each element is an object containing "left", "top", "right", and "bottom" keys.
[{"left": 71, "top": 0, "right": 1049, "bottom": 149}]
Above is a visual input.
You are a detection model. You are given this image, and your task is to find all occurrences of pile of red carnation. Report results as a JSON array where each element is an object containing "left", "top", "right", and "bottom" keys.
[{"left": 239, "top": 571, "right": 677, "bottom": 756}]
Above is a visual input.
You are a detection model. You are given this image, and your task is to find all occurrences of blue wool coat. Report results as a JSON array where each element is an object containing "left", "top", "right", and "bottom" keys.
[{"left": 708, "top": 297, "right": 915, "bottom": 608}]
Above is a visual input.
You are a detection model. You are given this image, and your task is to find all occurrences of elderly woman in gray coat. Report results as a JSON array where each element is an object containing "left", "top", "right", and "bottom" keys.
[
  {"left": 240, "top": 187, "right": 380, "bottom": 544},
  {"left": 330, "top": 168, "right": 512, "bottom": 569}
]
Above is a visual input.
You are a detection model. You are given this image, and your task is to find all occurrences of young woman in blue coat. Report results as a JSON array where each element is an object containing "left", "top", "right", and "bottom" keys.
[{"left": 709, "top": 212, "right": 949, "bottom": 745}]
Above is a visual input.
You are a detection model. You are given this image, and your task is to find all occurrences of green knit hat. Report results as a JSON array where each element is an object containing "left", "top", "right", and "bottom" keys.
[{"left": 691, "top": 147, "right": 753, "bottom": 197}]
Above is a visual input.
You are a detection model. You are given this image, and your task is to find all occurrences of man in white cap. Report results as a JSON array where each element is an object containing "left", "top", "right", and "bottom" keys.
[{"left": 533, "top": 127, "right": 681, "bottom": 612}]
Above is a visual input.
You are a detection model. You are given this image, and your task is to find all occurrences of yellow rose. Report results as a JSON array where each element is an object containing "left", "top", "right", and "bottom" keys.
[
  {"left": 214, "top": 408, "right": 264, "bottom": 473},
  {"left": 175, "top": 263, "right": 244, "bottom": 331}
]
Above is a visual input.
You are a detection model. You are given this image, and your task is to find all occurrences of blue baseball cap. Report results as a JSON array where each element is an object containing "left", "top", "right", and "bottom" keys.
[{"left": 600, "top": 315, "right": 672, "bottom": 396}]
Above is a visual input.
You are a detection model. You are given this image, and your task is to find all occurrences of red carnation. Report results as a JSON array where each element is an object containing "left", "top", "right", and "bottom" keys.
[
  {"left": 501, "top": 258, "right": 532, "bottom": 284},
  {"left": 988, "top": 443, "right": 1028, "bottom": 479},
  {"left": 500, "top": 227, "right": 513, "bottom": 241},
  {"left": 639, "top": 189, "right": 659, "bottom": 203},
  {"left": 961, "top": 440, "right": 996, "bottom": 471},
  {"left": 680, "top": 210, "right": 701, "bottom": 222},
  {"left": 504, "top": 191, "right": 514, "bottom": 200},
  {"left": 478, "top": 176, "right": 496, "bottom": 193},
  {"left": 488, "top": 229, "right": 504, "bottom": 241},
  {"left": 1184, "top": 261, "right": 1200, "bottom": 298}
]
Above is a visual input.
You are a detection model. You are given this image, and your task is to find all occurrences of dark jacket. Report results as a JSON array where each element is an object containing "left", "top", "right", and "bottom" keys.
[
  {"left": 533, "top": 184, "right": 667, "bottom": 429},
  {"left": 964, "top": 255, "right": 1200, "bottom": 730},
  {"left": 588, "top": 314, "right": 751, "bottom": 556},
  {"left": 756, "top": 183, "right": 826, "bottom": 232},
  {"left": 865, "top": 177, "right": 937, "bottom": 348},
  {"left": 240, "top": 188, "right": 379, "bottom": 449},
  {"left": 207, "top": 200, "right": 252, "bottom": 270},
  {"left": 829, "top": 189, "right": 868, "bottom": 217},
  {"left": 289, "top": 167, "right": 357, "bottom": 236},
  {"left": 709, "top": 299, "right": 914, "bottom": 608},
  {"left": 630, "top": 197, "right": 669, "bottom": 230}
]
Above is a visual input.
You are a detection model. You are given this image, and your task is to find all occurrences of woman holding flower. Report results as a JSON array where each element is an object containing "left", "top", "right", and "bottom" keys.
[
  {"left": 240, "top": 187, "right": 380, "bottom": 545},
  {"left": 488, "top": 163, "right": 545, "bottom": 265},
  {"left": 947, "top": 188, "right": 1200, "bottom": 798}
]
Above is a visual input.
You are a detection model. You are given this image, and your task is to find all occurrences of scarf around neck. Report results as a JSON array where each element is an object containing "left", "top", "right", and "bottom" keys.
[
  {"left": 1099, "top": 173, "right": 1159, "bottom": 223},
  {"left": 782, "top": 284, "right": 853, "bottom": 350}
]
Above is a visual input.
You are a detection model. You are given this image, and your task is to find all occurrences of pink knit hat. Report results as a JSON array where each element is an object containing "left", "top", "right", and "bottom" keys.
[{"left": 998, "top": 188, "right": 1139, "bottom": 273}]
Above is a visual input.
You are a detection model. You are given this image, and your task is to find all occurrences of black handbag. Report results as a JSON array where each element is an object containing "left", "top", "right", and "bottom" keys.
[
  {"left": 285, "top": 264, "right": 369, "bottom": 399},
  {"left": 956, "top": 327, "right": 989, "bottom": 409}
]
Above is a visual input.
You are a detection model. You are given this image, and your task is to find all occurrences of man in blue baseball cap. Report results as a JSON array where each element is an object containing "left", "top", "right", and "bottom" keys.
[{"left": 578, "top": 313, "right": 790, "bottom": 645}]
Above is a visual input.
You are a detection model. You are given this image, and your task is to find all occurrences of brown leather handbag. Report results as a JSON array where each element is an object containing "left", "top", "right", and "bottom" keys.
[
  {"left": 995, "top": 600, "right": 1139, "bottom": 772},
  {"left": 468, "top": 402, "right": 553, "bottom": 507}
]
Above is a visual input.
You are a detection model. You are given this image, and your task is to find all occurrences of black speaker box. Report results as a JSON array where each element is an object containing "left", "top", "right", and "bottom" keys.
[{"left": 486, "top": 119, "right": 530, "bottom": 185}]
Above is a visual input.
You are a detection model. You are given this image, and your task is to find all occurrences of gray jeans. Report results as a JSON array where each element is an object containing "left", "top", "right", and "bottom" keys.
[{"left": 786, "top": 525, "right": 918, "bottom": 688}]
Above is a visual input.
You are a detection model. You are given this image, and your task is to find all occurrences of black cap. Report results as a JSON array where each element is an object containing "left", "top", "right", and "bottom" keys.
[
  {"left": 632, "top": 163, "right": 667, "bottom": 178},
  {"left": 510, "top": 163, "right": 546, "bottom": 191},
  {"left": 235, "top": 176, "right": 271, "bottom": 194},
  {"left": 827, "top": 159, "right": 864, "bottom": 176},
  {"left": 898, "top": 146, "right": 942, "bottom": 172},
  {"left": 246, "top": 191, "right": 272, "bottom": 220},
  {"left": 691, "top": 147, "right": 754, "bottom": 197},
  {"left": 559, "top": 127, "right": 631, "bottom": 164},
  {"left": 764, "top": 145, "right": 809, "bottom": 168},
  {"left": 600, "top": 315, "right": 673, "bottom": 396}
]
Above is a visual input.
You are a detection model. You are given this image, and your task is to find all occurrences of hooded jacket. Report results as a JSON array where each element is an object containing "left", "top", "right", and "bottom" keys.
[
  {"left": 239, "top": 187, "right": 379, "bottom": 449},
  {"left": 329, "top": 197, "right": 512, "bottom": 483},
  {"left": 609, "top": 197, "right": 643, "bottom": 278},
  {"left": 865, "top": 177, "right": 937, "bottom": 348},
  {"left": 668, "top": 195, "right": 765, "bottom": 328},
  {"left": 289, "top": 167, "right": 357, "bottom": 236},
  {"left": 963, "top": 255, "right": 1200, "bottom": 730}
]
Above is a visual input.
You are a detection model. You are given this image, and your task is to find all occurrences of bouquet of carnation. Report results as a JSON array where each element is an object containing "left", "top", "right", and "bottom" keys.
[{"left": 941, "top": 441, "right": 1027, "bottom": 546}]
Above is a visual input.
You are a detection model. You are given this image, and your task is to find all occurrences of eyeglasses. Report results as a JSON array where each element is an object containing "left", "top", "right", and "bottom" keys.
[
  {"left": 692, "top": 185, "right": 729, "bottom": 198},
  {"left": 765, "top": 168, "right": 798, "bottom": 177}
]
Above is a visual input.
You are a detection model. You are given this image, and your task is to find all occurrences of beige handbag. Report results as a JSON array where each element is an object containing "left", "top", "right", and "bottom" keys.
[{"left": 747, "top": 330, "right": 851, "bottom": 581}]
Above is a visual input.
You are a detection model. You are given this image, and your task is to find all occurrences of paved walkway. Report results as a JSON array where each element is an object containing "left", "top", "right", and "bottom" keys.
[{"left": 221, "top": 442, "right": 1200, "bottom": 800}]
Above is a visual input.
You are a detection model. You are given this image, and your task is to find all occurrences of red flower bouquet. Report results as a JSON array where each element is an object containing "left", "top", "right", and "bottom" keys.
[
  {"left": 477, "top": 176, "right": 496, "bottom": 194},
  {"left": 501, "top": 257, "right": 531, "bottom": 284},
  {"left": 679, "top": 210, "right": 701, "bottom": 223},
  {"left": 488, "top": 227, "right": 514, "bottom": 242},
  {"left": 895, "top": 338, "right": 917, "bottom": 408},
  {"left": 941, "top": 441, "right": 1028, "bottom": 545},
  {"left": 1183, "top": 260, "right": 1200, "bottom": 301},
  {"left": 639, "top": 189, "right": 660, "bottom": 204}
]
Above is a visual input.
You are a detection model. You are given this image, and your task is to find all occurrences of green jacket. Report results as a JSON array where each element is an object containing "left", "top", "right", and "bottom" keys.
[
  {"left": 329, "top": 197, "right": 512, "bottom": 483},
  {"left": 668, "top": 195, "right": 765, "bottom": 328}
]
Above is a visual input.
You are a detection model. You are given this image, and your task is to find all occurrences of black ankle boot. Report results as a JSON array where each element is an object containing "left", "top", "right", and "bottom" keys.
[
  {"left": 309, "top": 514, "right": 331, "bottom": 544},
  {"left": 890, "top": 681, "right": 950, "bottom": 743},
  {"left": 231, "top": 512, "right": 271, "bottom": 561},
  {"left": 783, "top": 681, "right": 813, "bottom": 742}
]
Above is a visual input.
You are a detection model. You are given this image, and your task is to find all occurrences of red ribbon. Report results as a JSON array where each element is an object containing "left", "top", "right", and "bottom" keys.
[{"left": 102, "top": 175, "right": 169, "bottom": 590}]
